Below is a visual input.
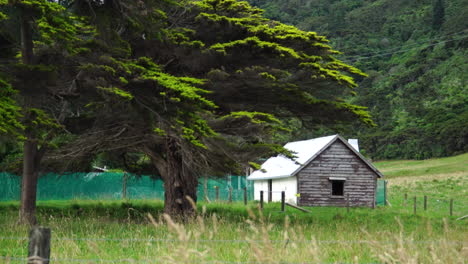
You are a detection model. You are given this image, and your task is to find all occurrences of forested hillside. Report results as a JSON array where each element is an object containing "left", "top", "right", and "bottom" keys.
[{"left": 249, "top": 0, "right": 467, "bottom": 160}]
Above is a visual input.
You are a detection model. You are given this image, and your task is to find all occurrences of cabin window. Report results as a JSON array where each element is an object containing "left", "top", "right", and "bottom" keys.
[{"left": 331, "top": 180, "right": 344, "bottom": 196}]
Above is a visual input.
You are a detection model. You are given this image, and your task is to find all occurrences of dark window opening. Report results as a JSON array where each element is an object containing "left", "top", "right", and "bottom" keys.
[{"left": 331, "top": 180, "right": 344, "bottom": 196}]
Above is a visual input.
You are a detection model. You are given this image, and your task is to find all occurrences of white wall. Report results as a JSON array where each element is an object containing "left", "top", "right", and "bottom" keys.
[{"left": 252, "top": 176, "right": 297, "bottom": 204}]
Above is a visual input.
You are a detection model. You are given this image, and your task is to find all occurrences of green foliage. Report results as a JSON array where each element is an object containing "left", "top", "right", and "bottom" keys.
[
  {"left": 144, "top": 70, "right": 215, "bottom": 109},
  {"left": 221, "top": 111, "right": 282, "bottom": 126},
  {"left": 0, "top": 79, "right": 23, "bottom": 138},
  {"left": 210, "top": 36, "right": 302, "bottom": 59},
  {"left": 97, "top": 87, "right": 134, "bottom": 100},
  {"left": 1, "top": 0, "right": 95, "bottom": 55},
  {"left": 248, "top": 161, "right": 261, "bottom": 170},
  {"left": 22, "top": 108, "right": 61, "bottom": 131},
  {"left": 432, "top": 0, "right": 445, "bottom": 30}
]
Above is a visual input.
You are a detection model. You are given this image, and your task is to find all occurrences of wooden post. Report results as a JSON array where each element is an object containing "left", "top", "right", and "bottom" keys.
[
  {"left": 384, "top": 180, "right": 388, "bottom": 206},
  {"left": 268, "top": 179, "right": 272, "bottom": 203},
  {"left": 281, "top": 191, "right": 285, "bottom": 212},
  {"left": 450, "top": 199, "right": 453, "bottom": 216},
  {"left": 215, "top": 186, "right": 219, "bottom": 201},
  {"left": 28, "top": 227, "right": 51, "bottom": 264},
  {"left": 346, "top": 193, "right": 350, "bottom": 213},
  {"left": 285, "top": 202, "right": 311, "bottom": 213},
  {"left": 228, "top": 187, "right": 232, "bottom": 203},
  {"left": 424, "top": 195, "right": 427, "bottom": 211},
  {"left": 260, "top": 191, "right": 264, "bottom": 210},
  {"left": 413, "top": 196, "right": 417, "bottom": 214},
  {"left": 122, "top": 172, "right": 127, "bottom": 199},
  {"left": 243, "top": 187, "right": 247, "bottom": 205},
  {"left": 204, "top": 175, "right": 210, "bottom": 202},
  {"left": 404, "top": 193, "right": 407, "bottom": 206}
]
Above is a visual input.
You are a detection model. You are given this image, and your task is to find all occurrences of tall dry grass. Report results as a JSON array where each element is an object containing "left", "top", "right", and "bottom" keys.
[{"left": 0, "top": 201, "right": 466, "bottom": 263}]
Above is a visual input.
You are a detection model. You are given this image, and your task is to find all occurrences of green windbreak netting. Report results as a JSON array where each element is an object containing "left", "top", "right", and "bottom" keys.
[
  {"left": 0, "top": 172, "right": 383, "bottom": 204},
  {"left": 376, "top": 180, "right": 387, "bottom": 205},
  {"left": 0, "top": 172, "right": 253, "bottom": 202}
]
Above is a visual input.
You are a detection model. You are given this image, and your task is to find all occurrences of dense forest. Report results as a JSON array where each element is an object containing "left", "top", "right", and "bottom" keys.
[{"left": 248, "top": 0, "right": 467, "bottom": 160}]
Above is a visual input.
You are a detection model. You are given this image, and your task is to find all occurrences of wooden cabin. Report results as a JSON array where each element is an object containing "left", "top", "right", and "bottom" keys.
[{"left": 247, "top": 135, "right": 383, "bottom": 207}]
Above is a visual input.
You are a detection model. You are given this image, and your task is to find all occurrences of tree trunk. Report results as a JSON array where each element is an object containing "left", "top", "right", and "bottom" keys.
[
  {"left": 19, "top": 7, "right": 38, "bottom": 225},
  {"left": 19, "top": 139, "right": 39, "bottom": 225},
  {"left": 20, "top": 8, "right": 33, "bottom": 65},
  {"left": 160, "top": 138, "right": 198, "bottom": 219}
]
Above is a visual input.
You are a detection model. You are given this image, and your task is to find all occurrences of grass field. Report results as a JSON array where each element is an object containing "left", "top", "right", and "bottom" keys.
[
  {"left": 0, "top": 154, "right": 467, "bottom": 263},
  {"left": 377, "top": 153, "right": 468, "bottom": 201},
  {"left": 376, "top": 152, "right": 468, "bottom": 178}
]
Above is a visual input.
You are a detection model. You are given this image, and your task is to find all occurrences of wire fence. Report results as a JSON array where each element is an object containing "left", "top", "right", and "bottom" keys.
[
  {"left": 0, "top": 172, "right": 254, "bottom": 202},
  {"left": 0, "top": 236, "right": 465, "bottom": 264},
  {"left": 0, "top": 236, "right": 464, "bottom": 245},
  {"left": 0, "top": 255, "right": 387, "bottom": 264},
  {"left": 0, "top": 173, "right": 386, "bottom": 205},
  {"left": 385, "top": 192, "right": 468, "bottom": 216}
]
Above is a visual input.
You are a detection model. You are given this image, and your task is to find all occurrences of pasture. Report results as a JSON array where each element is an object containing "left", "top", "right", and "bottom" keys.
[{"left": 0, "top": 154, "right": 467, "bottom": 263}]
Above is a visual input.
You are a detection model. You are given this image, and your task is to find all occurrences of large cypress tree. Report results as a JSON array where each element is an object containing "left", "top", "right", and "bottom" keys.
[{"left": 49, "top": 0, "right": 373, "bottom": 217}]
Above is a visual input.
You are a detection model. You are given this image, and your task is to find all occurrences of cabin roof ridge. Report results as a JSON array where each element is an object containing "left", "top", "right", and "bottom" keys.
[{"left": 248, "top": 134, "right": 383, "bottom": 180}]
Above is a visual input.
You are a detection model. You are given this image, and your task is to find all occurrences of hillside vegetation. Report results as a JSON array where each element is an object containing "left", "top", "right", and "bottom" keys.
[{"left": 248, "top": 0, "right": 468, "bottom": 160}]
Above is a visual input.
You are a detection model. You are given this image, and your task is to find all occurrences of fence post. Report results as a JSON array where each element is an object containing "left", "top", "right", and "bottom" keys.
[
  {"left": 346, "top": 193, "right": 350, "bottom": 213},
  {"left": 384, "top": 180, "right": 388, "bottom": 206},
  {"left": 450, "top": 199, "right": 453, "bottom": 216},
  {"left": 28, "top": 227, "right": 51, "bottom": 264},
  {"left": 122, "top": 172, "right": 127, "bottom": 199},
  {"left": 260, "top": 191, "right": 264, "bottom": 210},
  {"left": 424, "top": 195, "right": 427, "bottom": 211},
  {"left": 215, "top": 186, "right": 219, "bottom": 201},
  {"left": 228, "top": 187, "right": 232, "bottom": 203},
  {"left": 281, "top": 191, "right": 285, "bottom": 212},
  {"left": 404, "top": 193, "right": 407, "bottom": 206},
  {"left": 413, "top": 196, "right": 417, "bottom": 214},
  {"left": 243, "top": 187, "right": 247, "bottom": 205}
]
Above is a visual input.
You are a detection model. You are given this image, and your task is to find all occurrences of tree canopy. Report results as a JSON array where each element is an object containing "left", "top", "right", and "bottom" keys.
[{"left": 1, "top": 0, "right": 373, "bottom": 218}]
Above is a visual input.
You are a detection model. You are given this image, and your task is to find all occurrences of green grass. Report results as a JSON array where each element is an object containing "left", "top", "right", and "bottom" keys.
[
  {"left": 0, "top": 196, "right": 467, "bottom": 263},
  {"left": 0, "top": 153, "right": 467, "bottom": 263},
  {"left": 374, "top": 152, "right": 468, "bottom": 178},
  {"left": 374, "top": 153, "right": 468, "bottom": 201}
]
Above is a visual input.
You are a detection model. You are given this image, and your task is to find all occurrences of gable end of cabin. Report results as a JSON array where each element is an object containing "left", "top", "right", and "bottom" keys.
[{"left": 297, "top": 140, "right": 378, "bottom": 207}]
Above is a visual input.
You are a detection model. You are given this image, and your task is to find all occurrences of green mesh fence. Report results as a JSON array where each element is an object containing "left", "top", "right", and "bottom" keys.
[
  {"left": 376, "top": 180, "right": 387, "bottom": 205},
  {"left": 0, "top": 172, "right": 253, "bottom": 202},
  {"left": 0, "top": 172, "right": 383, "bottom": 204}
]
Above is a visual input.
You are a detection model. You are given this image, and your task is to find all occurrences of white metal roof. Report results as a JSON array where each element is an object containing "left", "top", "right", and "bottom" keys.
[
  {"left": 247, "top": 135, "right": 338, "bottom": 180},
  {"left": 247, "top": 134, "right": 383, "bottom": 181}
]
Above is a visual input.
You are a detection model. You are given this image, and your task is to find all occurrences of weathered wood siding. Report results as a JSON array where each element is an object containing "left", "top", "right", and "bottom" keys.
[{"left": 297, "top": 140, "right": 377, "bottom": 207}]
